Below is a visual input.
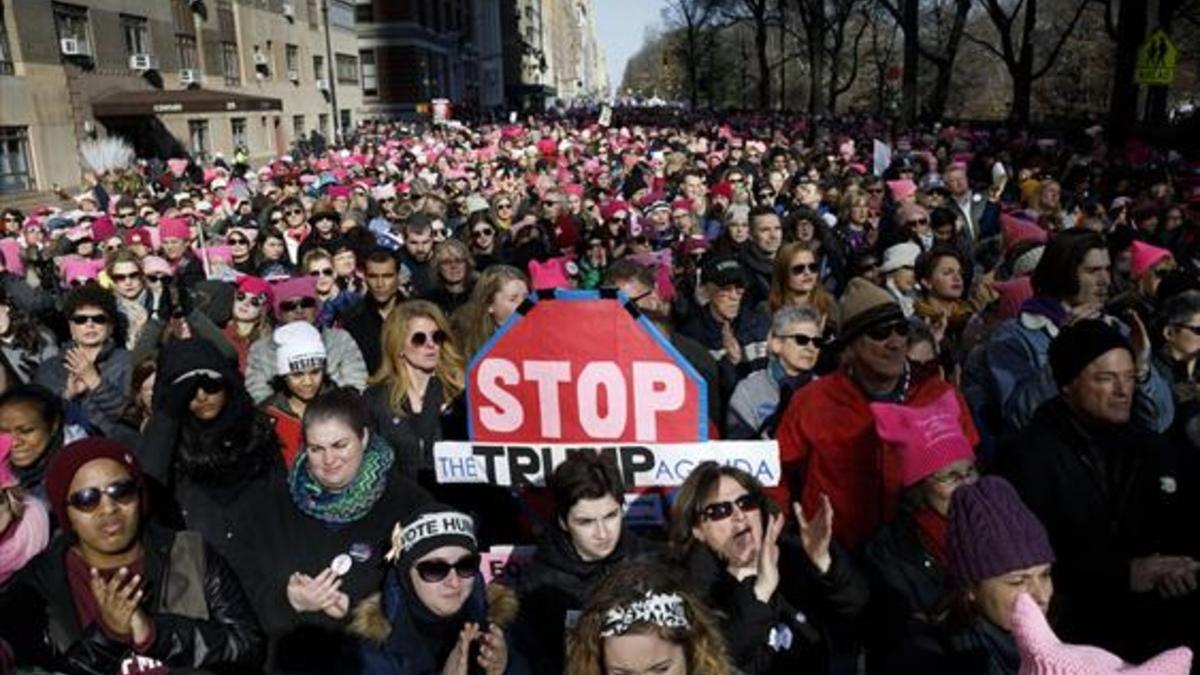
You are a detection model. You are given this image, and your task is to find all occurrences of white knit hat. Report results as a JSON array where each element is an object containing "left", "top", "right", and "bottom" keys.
[
  {"left": 274, "top": 322, "right": 327, "bottom": 376},
  {"left": 880, "top": 242, "right": 922, "bottom": 274}
]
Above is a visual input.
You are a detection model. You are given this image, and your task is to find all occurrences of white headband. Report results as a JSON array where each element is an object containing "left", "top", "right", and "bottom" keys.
[
  {"left": 600, "top": 591, "right": 690, "bottom": 638},
  {"left": 384, "top": 511, "right": 476, "bottom": 563}
]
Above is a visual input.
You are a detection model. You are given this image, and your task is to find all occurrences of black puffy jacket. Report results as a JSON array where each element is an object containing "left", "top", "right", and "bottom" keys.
[{"left": 0, "top": 524, "right": 265, "bottom": 675}]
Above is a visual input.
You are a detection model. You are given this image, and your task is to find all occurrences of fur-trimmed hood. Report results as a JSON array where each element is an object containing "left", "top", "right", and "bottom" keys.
[{"left": 351, "top": 577, "right": 520, "bottom": 645}]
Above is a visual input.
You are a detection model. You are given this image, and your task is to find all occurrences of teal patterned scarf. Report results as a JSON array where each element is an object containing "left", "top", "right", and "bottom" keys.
[{"left": 289, "top": 435, "right": 395, "bottom": 525}]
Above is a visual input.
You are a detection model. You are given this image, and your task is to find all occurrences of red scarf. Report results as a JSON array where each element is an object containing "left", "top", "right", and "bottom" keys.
[{"left": 913, "top": 507, "right": 950, "bottom": 568}]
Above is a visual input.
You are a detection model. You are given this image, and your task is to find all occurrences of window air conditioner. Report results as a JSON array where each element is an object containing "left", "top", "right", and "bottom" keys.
[
  {"left": 317, "top": 78, "right": 329, "bottom": 91},
  {"left": 282, "top": 2, "right": 295, "bottom": 20},
  {"left": 288, "top": 70, "right": 300, "bottom": 82},
  {"left": 60, "top": 38, "right": 86, "bottom": 56},
  {"left": 129, "top": 53, "right": 158, "bottom": 71},
  {"left": 180, "top": 69, "right": 201, "bottom": 86}
]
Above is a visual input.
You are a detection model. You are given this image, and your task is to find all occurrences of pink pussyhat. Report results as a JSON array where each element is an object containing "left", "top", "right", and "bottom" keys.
[
  {"left": 870, "top": 389, "right": 975, "bottom": 487},
  {"left": 886, "top": 179, "right": 917, "bottom": 203},
  {"left": 1129, "top": 240, "right": 1172, "bottom": 280},
  {"left": 528, "top": 258, "right": 573, "bottom": 291},
  {"left": 1011, "top": 593, "right": 1192, "bottom": 675},
  {"left": 0, "top": 433, "right": 16, "bottom": 488}
]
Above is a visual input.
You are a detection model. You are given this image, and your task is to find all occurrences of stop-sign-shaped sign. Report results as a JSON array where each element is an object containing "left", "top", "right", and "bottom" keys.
[{"left": 468, "top": 290, "right": 707, "bottom": 444}]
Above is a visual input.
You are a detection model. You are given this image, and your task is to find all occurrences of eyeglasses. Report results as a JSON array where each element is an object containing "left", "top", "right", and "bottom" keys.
[
  {"left": 285, "top": 208, "right": 305, "bottom": 217},
  {"left": 699, "top": 493, "right": 761, "bottom": 522},
  {"left": 117, "top": 211, "right": 136, "bottom": 218},
  {"left": 111, "top": 271, "right": 142, "bottom": 283},
  {"left": 867, "top": 187, "right": 885, "bottom": 194},
  {"left": 439, "top": 257, "right": 466, "bottom": 266},
  {"left": 228, "top": 237, "right": 249, "bottom": 246},
  {"left": 496, "top": 202, "right": 513, "bottom": 210},
  {"left": 410, "top": 330, "right": 448, "bottom": 347},
  {"left": 309, "top": 267, "right": 336, "bottom": 278},
  {"left": 236, "top": 291, "right": 267, "bottom": 306},
  {"left": 194, "top": 374, "right": 226, "bottom": 394},
  {"left": 68, "top": 478, "right": 138, "bottom": 512},
  {"left": 473, "top": 227, "right": 494, "bottom": 238},
  {"left": 864, "top": 320, "right": 910, "bottom": 341},
  {"left": 279, "top": 297, "right": 318, "bottom": 313},
  {"left": 70, "top": 313, "right": 110, "bottom": 326},
  {"left": 930, "top": 465, "right": 979, "bottom": 485},
  {"left": 790, "top": 263, "right": 819, "bottom": 276},
  {"left": 779, "top": 333, "right": 826, "bottom": 348},
  {"left": 146, "top": 274, "right": 173, "bottom": 284},
  {"left": 415, "top": 554, "right": 481, "bottom": 583}
]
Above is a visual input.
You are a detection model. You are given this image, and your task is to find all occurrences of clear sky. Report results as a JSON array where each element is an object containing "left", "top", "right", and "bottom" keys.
[{"left": 594, "top": 0, "right": 668, "bottom": 95}]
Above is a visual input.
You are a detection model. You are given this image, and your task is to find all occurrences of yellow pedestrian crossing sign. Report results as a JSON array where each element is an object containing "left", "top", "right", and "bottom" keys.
[{"left": 1136, "top": 30, "right": 1177, "bottom": 86}]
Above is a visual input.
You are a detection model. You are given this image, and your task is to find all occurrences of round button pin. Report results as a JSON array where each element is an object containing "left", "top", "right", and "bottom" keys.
[{"left": 331, "top": 553, "right": 353, "bottom": 577}]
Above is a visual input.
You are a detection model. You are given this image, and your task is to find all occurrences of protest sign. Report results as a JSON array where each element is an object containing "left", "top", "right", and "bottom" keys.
[{"left": 479, "top": 545, "right": 537, "bottom": 585}]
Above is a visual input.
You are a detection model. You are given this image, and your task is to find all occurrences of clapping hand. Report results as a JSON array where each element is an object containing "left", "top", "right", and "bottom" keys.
[
  {"left": 89, "top": 567, "right": 143, "bottom": 640},
  {"left": 64, "top": 347, "right": 101, "bottom": 394},
  {"left": 795, "top": 494, "right": 834, "bottom": 574},
  {"left": 287, "top": 568, "right": 350, "bottom": 619},
  {"left": 752, "top": 511, "right": 785, "bottom": 603}
]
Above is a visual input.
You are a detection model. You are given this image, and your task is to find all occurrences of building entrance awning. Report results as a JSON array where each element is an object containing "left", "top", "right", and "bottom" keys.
[{"left": 93, "top": 88, "right": 283, "bottom": 116}]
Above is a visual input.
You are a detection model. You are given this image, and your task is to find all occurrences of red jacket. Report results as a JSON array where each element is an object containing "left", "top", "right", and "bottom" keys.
[{"left": 774, "top": 369, "right": 978, "bottom": 551}]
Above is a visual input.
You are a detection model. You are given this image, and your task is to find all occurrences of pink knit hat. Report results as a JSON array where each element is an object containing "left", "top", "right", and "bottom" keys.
[
  {"left": 1129, "top": 240, "right": 1172, "bottom": 280},
  {"left": 870, "top": 389, "right": 975, "bottom": 487},
  {"left": 1012, "top": 593, "right": 1192, "bottom": 675},
  {"left": 528, "top": 258, "right": 573, "bottom": 291},
  {"left": 271, "top": 275, "right": 318, "bottom": 315},
  {"left": 62, "top": 257, "right": 103, "bottom": 286},
  {"left": 1002, "top": 213, "right": 1049, "bottom": 255},
  {"left": 886, "top": 179, "right": 917, "bottom": 203},
  {"left": 993, "top": 277, "right": 1035, "bottom": 321},
  {"left": 0, "top": 433, "right": 16, "bottom": 488},
  {"left": 158, "top": 217, "right": 191, "bottom": 241},
  {"left": 141, "top": 255, "right": 172, "bottom": 278}
]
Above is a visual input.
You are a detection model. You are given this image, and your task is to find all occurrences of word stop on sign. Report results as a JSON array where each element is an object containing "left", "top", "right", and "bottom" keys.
[{"left": 476, "top": 358, "right": 686, "bottom": 440}]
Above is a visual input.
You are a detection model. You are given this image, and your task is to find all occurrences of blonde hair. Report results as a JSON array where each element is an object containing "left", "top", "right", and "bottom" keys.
[
  {"left": 370, "top": 300, "right": 465, "bottom": 413},
  {"left": 452, "top": 265, "right": 529, "bottom": 359},
  {"left": 565, "top": 560, "right": 733, "bottom": 675}
]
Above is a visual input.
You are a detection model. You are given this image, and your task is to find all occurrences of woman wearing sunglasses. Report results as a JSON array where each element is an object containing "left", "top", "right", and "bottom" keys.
[
  {"left": 0, "top": 437, "right": 264, "bottom": 673},
  {"left": 767, "top": 242, "right": 839, "bottom": 330},
  {"left": 251, "top": 389, "right": 431, "bottom": 672},
  {"left": 565, "top": 560, "right": 733, "bottom": 675},
  {"left": 105, "top": 250, "right": 151, "bottom": 351},
  {"left": 33, "top": 285, "right": 131, "bottom": 438},
  {"left": 139, "top": 339, "right": 281, "bottom": 582},
  {"left": 668, "top": 463, "right": 867, "bottom": 675},
  {"left": 224, "top": 275, "right": 273, "bottom": 374},
  {"left": 226, "top": 225, "right": 260, "bottom": 276},
  {"left": 727, "top": 307, "right": 825, "bottom": 440},
  {"left": 463, "top": 211, "right": 503, "bottom": 271},
  {"left": 367, "top": 300, "right": 465, "bottom": 486},
  {"left": 350, "top": 503, "right": 530, "bottom": 675}
]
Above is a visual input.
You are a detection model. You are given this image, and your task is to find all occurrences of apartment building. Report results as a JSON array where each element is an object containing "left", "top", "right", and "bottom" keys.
[{"left": 0, "top": 0, "right": 362, "bottom": 203}]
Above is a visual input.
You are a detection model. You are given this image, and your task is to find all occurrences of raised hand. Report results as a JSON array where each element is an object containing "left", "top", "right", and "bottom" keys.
[
  {"left": 64, "top": 348, "right": 101, "bottom": 391},
  {"left": 795, "top": 494, "right": 834, "bottom": 574},
  {"left": 89, "top": 567, "right": 143, "bottom": 639},
  {"left": 753, "top": 511, "right": 785, "bottom": 603},
  {"left": 441, "top": 622, "right": 480, "bottom": 675},
  {"left": 477, "top": 623, "right": 509, "bottom": 675}
]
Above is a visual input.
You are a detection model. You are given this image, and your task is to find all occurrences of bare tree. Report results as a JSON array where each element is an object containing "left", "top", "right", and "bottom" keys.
[
  {"left": 663, "top": 0, "right": 723, "bottom": 109},
  {"left": 826, "top": 2, "right": 871, "bottom": 113},
  {"left": 866, "top": 5, "right": 901, "bottom": 114},
  {"left": 964, "top": 0, "right": 1092, "bottom": 124},
  {"left": 723, "top": 0, "right": 778, "bottom": 108}
]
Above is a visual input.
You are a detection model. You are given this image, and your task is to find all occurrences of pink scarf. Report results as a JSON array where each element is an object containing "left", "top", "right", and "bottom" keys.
[{"left": 0, "top": 496, "right": 50, "bottom": 585}]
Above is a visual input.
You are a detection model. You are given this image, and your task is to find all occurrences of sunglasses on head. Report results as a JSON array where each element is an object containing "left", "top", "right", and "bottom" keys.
[
  {"left": 410, "top": 329, "right": 448, "bottom": 348},
  {"left": 310, "top": 267, "right": 336, "bottom": 278},
  {"left": 70, "top": 313, "right": 109, "bottom": 325},
  {"left": 864, "top": 320, "right": 910, "bottom": 341},
  {"left": 280, "top": 296, "right": 318, "bottom": 313},
  {"left": 779, "top": 333, "right": 826, "bottom": 348},
  {"left": 236, "top": 291, "right": 267, "bottom": 306},
  {"left": 790, "top": 262, "right": 819, "bottom": 276},
  {"left": 68, "top": 478, "right": 138, "bottom": 513},
  {"left": 699, "top": 493, "right": 761, "bottom": 522},
  {"left": 111, "top": 271, "right": 142, "bottom": 283},
  {"left": 415, "top": 554, "right": 480, "bottom": 583},
  {"left": 146, "top": 274, "right": 173, "bottom": 284}
]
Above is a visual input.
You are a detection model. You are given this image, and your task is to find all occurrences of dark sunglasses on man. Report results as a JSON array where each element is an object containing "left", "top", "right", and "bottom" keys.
[
  {"left": 68, "top": 478, "right": 138, "bottom": 512},
  {"left": 864, "top": 320, "right": 910, "bottom": 341},
  {"left": 699, "top": 493, "right": 761, "bottom": 522},
  {"left": 70, "top": 313, "right": 110, "bottom": 326}
]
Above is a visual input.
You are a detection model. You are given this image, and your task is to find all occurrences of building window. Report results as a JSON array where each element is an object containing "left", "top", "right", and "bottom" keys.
[
  {"left": 318, "top": 113, "right": 329, "bottom": 137},
  {"left": 121, "top": 15, "right": 150, "bottom": 55},
  {"left": 340, "top": 109, "right": 351, "bottom": 133},
  {"left": 222, "top": 42, "right": 240, "bottom": 85},
  {"left": 177, "top": 35, "right": 197, "bottom": 70},
  {"left": 334, "top": 53, "right": 357, "bottom": 84},
  {"left": 355, "top": 1, "right": 373, "bottom": 23},
  {"left": 306, "top": 0, "right": 318, "bottom": 28},
  {"left": 313, "top": 54, "right": 324, "bottom": 82},
  {"left": 231, "top": 117, "right": 247, "bottom": 149},
  {"left": 0, "top": 6, "right": 13, "bottom": 75},
  {"left": 53, "top": 3, "right": 92, "bottom": 56},
  {"left": 293, "top": 115, "right": 305, "bottom": 138},
  {"left": 188, "top": 120, "right": 209, "bottom": 160},
  {"left": 285, "top": 44, "right": 299, "bottom": 79},
  {"left": 359, "top": 49, "right": 376, "bottom": 96},
  {"left": 0, "top": 127, "right": 33, "bottom": 193}
]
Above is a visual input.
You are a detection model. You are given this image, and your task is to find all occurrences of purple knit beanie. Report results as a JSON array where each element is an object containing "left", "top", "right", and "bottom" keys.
[{"left": 946, "top": 476, "right": 1055, "bottom": 587}]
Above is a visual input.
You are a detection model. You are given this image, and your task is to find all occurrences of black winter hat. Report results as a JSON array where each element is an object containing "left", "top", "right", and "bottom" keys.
[
  {"left": 1048, "top": 318, "right": 1132, "bottom": 388},
  {"left": 384, "top": 502, "right": 478, "bottom": 572}
]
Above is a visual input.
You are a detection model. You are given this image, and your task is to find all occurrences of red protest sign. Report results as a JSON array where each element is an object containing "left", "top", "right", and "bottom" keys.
[{"left": 467, "top": 290, "right": 707, "bottom": 444}]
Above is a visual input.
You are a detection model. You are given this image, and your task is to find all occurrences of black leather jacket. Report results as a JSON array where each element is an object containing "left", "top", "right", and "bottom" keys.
[{"left": 0, "top": 524, "right": 265, "bottom": 675}]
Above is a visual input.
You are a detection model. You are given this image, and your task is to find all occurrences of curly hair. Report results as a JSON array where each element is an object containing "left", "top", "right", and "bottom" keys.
[
  {"left": 62, "top": 284, "right": 125, "bottom": 347},
  {"left": 565, "top": 560, "right": 733, "bottom": 675}
]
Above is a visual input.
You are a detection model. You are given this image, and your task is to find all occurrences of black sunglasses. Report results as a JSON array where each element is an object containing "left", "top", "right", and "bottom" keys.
[
  {"left": 790, "top": 263, "right": 819, "bottom": 276},
  {"left": 146, "top": 274, "right": 173, "bottom": 284},
  {"left": 473, "top": 227, "right": 494, "bottom": 238},
  {"left": 70, "top": 313, "right": 110, "bottom": 326},
  {"left": 410, "top": 329, "right": 448, "bottom": 347},
  {"left": 905, "top": 218, "right": 930, "bottom": 227},
  {"left": 309, "top": 267, "right": 336, "bottom": 278},
  {"left": 236, "top": 291, "right": 267, "bottom": 306},
  {"left": 699, "top": 493, "right": 761, "bottom": 522},
  {"left": 228, "top": 237, "right": 249, "bottom": 245},
  {"left": 194, "top": 374, "right": 226, "bottom": 394},
  {"left": 1174, "top": 324, "right": 1200, "bottom": 336},
  {"left": 864, "top": 320, "right": 910, "bottom": 341},
  {"left": 280, "top": 297, "right": 318, "bottom": 312},
  {"left": 779, "top": 333, "right": 826, "bottom": 348},
  {"left": 68, "top": 478, "right": 138, "bottom": 512},
  {"left": 111, "top": 271, "right": 142, "bottom": 283},
  {"left": 415, "top": 554, "right": 481, "bottom": 583}
]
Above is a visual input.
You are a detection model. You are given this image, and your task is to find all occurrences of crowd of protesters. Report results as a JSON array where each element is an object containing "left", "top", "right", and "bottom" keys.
[{"left": 0, "top": 108, "right": 1199, "bottom": 674}]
